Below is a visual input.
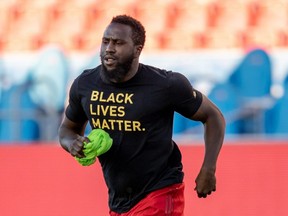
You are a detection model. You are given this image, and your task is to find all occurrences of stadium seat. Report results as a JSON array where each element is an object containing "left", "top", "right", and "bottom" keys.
[
  {"left": 28, "top": 46, "right": 69, "bottom": 112},
  {"left": 229, "top": 48, "right": 272, "bottom": 97},
  {"left": 45, "top": 1, "right": 65, "bottom": 23},
  {"left": 26, "top": 46, "right": 69, "bottom": 140},
  {"left": 246, "top": 1, "right": 264, "bottom": 27},
  {"left": 208, "top": 81, "right": 241, "bottom": 134},
  {"left": 173, "top": 112, "right": 187, "bottom": 135},
  {"left": 156, "top": 30, "right": 194, "bottom": 50},
  {"left": 215, "top": 0, "right": 247, "bottom": 32},
  {"left": 0, "top": 46, "right": 69, "bottom": 141},
  {"left": 126, "top": 0, "right": 167, "bottom": 35},
  {"left": 206, "top": 1, "right": 223, "bottom": 28},
  {"left": 0, "top": 34, "right": 5, "bottom": 52},
  {"left": 257, "top": 1, "right": 288, "bottom": 31},
  {"left": 0, "top": 3, "right": 9, "bottom": 35},
  {"left": 166, "top": 1, "right": 206, "bottom": 34},
  {"left": 0, "top": 82, "right": 41, "bottom": 142},
  {"left": 228, "top": 48, "right": 273, "bottom": 133},
  {"left": 204, "top": 29, "right": 238, "bottom": 49},
  {"left": 164, "top": 1, "right": 183, "bottom": 29},
  {"left": 245, "top": 27, "right": 278, "bottom": 49},
  {"left": 192, "top": 32, "right": 209, "bottom": 49},
  {"left": 265, "top": 73, "right": 288, "bottom": 134},
  {"left": 3, "top": 3, "right": 50, "bottom": 51},
  {"left": 277, "top": 30, "right": 288, "bottom": 47},
  {"left": 265, "top": 96, "right": 288, "bottom": 135}
]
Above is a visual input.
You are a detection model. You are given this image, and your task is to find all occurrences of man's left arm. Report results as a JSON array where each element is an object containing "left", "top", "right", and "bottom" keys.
[{"left": 190, "top": 94, "right": 226, "bottom": 198}]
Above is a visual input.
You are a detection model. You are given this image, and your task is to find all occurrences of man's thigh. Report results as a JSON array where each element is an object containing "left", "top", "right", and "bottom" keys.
[{"left": 110, "top": 183, "right": 185, "bottom": 216}]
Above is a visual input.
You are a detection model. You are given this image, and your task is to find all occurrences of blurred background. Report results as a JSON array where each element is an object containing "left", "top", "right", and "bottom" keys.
[
  {"left": 0, "top": 0, "right": 288, "bottom": 216},
  {"left": 1, "top": 0, "right": 288, "bottom": 141}
]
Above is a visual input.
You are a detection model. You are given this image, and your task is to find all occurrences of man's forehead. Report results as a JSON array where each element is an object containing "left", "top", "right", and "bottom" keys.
[{"left": 103, "top": 23, "right": 132, "bottom": 39}]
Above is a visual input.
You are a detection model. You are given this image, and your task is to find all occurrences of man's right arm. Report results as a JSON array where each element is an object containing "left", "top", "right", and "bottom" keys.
[{"left": 58, "top": 116, "right": 89, "bottom": 158}]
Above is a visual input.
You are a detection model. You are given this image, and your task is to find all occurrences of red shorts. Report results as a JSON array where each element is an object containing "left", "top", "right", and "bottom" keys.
[{"left": 109, "top": 183, "right": 185, "bottom": 216}]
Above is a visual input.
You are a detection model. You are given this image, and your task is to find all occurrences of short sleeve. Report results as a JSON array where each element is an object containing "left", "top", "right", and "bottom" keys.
[
  {"left": 169, "top": 72, "right": 203, "bottom": 118},
  {"left": 65, "top": 77, "right": 88, "bottom": 123}
]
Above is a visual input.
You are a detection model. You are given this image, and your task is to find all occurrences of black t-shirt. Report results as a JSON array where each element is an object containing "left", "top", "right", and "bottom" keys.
[{"left": 65, "top": 63, "right": 203, "bottom": 213}]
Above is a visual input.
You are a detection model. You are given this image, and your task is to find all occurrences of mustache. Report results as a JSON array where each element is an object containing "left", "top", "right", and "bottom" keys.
[
  {"left": 104, "top": 55, "right": 116, "bottom": 60},
  {"left": 100, "top": 54, "right": 117, "bottom": 60}
]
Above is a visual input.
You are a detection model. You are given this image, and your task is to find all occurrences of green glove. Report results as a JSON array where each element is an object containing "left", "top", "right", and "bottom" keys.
[{"left": 75, "top": 129, "right": 113, "bottom": 166}]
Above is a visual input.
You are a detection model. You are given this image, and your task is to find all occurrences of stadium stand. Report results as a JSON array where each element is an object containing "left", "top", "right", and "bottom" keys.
[
  {"left": 0, "top": 0, "right": 288, "bottom": 141},
  {"left": 0, "top": 46, "right": 69, "bottom": 141},
  {"left": 0, "top": 0, "right": 287, "bottom": 51}
]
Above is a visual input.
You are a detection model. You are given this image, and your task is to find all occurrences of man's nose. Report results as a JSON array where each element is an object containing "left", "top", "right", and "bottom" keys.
[{"left": 106, "top": 41, "right": 115, "bottom": 52}]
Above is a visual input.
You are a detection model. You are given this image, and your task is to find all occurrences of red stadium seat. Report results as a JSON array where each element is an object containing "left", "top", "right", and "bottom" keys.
[
  {"left": 246, "top": 1, "right": 265, "bottom": 27},
  {"left": 206, "top": 1, "right": 223, "bottom": 28},
  {"left": 1, "top": 0, "right": 288, "bottom": 52},
  {"left": 192, "top": 32, "right": 209, "bottom": 49},
  {"left": 277, "top": 30, "right": 288, "bottom": 47}
]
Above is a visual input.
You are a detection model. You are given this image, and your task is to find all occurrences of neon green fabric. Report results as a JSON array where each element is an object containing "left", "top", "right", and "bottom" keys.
[{"left": 75, "top": 129, "right": 113, "bottom": 166}]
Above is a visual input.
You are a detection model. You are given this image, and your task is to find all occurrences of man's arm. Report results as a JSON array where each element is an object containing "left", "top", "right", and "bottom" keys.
[
  {"left": 58, "top": 116, "right": 89, "bottom": 158},
  {"left": 190, "top": 94, "right": 226, "bottom": 198}
]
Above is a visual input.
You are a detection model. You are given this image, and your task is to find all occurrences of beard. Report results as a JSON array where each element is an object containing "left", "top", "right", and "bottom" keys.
[{"left": 100, "top": 54, "right": 134, "bottom": 83}]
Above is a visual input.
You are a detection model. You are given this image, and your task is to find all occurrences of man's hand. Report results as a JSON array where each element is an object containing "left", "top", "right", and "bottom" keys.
[
  {"left": 68, "top": 135, "right": 89, "bottom": 158},
  {"left": 194, "top": 167, "right": 216, "bottom": 198}
]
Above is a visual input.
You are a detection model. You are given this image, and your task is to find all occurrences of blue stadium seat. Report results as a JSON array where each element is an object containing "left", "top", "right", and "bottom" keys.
[
  {"left": 284, "top": 72, "right": 288, "bottom": 90},
  {"left": 208, "top": 81, "right": 240, "bottom": 134},
  {"left": 27, "top": 46, "right": 69, "bottom": 112},
  {"left": 229, "top": 48, "right": 272, "bottom": 98},
  {"left": 26, "top": 46, "right": 70, "bottom": 140},
  {"left": 228, "top": 48, "right": 273, "bottom": 133},
  {"left": 173, "top": 112, "right": 187, "bottom": 135},
  {"left": 185, "top": 118, "right": 202, "bottom": 134},
  {"left": 0, "top": 46, "right": 70, "bottom": 142},
  {"left": 265, "top": 75, "right": 288, "bottom": 135},
  {"left": 0, "top": 81, "right": 41, "bottom": 142}
]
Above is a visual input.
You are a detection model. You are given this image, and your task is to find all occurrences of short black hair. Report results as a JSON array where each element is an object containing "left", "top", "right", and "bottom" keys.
[{"left": 111, "top": 15, "right": 146, "bottom": 47}]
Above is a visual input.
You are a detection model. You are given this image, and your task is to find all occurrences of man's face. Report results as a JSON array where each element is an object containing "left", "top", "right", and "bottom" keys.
[{"left": 100, "top": 23, "right": 137, "bottom": 82}]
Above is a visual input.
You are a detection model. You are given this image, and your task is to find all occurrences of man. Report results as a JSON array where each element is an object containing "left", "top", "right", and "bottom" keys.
[{"left": 58, "top": 15, "right": 225, "bottom": 215}]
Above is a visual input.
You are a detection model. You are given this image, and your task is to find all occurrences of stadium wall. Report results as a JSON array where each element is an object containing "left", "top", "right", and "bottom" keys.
[{"left": 0, "top": 141, "right": 288, "bottom": 216}]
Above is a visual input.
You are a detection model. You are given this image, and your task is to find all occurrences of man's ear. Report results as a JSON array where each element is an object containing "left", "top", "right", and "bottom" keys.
[{"left": 135, "top": 45, "right": 143, "bottom": 56}]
